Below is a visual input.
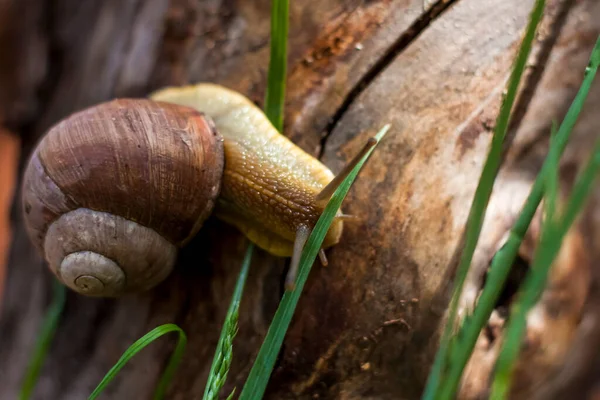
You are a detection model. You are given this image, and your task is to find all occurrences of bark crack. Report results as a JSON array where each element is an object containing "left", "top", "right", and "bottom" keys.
[{"left": 318, "top": 0, "right": 459, "bottom": 158}]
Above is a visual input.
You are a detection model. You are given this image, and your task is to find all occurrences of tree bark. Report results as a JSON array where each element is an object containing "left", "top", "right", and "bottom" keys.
[{"left": 1, "top": 0, "right": 600, "bottom": 398}]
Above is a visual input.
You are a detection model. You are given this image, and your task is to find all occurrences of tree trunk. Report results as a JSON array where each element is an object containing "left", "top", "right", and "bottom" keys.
[{"left": 1, "top": 0, "right": 600, "bottom": 398}]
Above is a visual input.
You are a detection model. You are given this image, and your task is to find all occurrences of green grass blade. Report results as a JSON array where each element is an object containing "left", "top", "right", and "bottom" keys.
[
  {"left": 559, "top": 149, "right": 600, "bottom": 230},
  {"left": 88, "top": 324, "right": 187, "bottom": 400},
  {"left": 152, "top": 326, "right": 188, "bottom": 400},
  {"left": 544, "top": 121, "right": 560, "bottom": 223},
  {"left": 507, "top": 34, "right": 600, "bottom": 237},
  {"left": 264, "top": 0, "right": 289, "bottom": 132},
  {"left": 490, "top": 138, "right": 600, "bottom": 399},
  {"left": 422, "top": 1, "right": 546, "bottom": 398},
  {"left": 203, "top": 244, "right": 253, "bottom": 400},
  {"left": 19, "top": 281, "right": 66, "bottom": 400},
  {"left": 225, "top": 2, "right": 289, "bottom": 398},
  {"left": 433, "top": 33, "right": 600, "bottom": 398},
  {"left": 239, "top": 125, "right": 390, "bottom": 400}
]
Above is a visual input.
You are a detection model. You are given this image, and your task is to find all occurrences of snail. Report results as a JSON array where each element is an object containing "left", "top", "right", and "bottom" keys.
[{"left": 22, "top": 84, "right": 370, "bottom": 297}]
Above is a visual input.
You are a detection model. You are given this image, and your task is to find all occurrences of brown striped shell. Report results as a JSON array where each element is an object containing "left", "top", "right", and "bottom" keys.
[{"left": 22, "top": 99, "right": 224, "bottom": 297}]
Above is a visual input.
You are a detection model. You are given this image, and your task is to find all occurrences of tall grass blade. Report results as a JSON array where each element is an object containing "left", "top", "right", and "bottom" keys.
[
  {"left": 203, "top": 245, "right": 253, "bottom": 400},
  {"left": 221, "top": 2, "right": 289, "bottom": 398},
  {"left": 264, "top": 0, "right": 289, "bottom": 132},
  {"left": 19, "top": 281, "right": 66, "bottom": 400},
  {"left": 422, "top": 1, "right": 546, "bottom": 398},
  {"left": 436, "top": 34, "right": 600, "bottom": 398},
  {"left": 559, "top": 151, "right": 600, "bottom": 230},
  {"left": 239, "top": 125, "right": 390, "bottom": 400},
  {"left": 490, "top": 138, "right": 600, "bottom": 399},
  {"left": 207, "top": 1, "right": 290, "bottom": 397},
  {"left": 544, "top": 121, "right": 560, "bottom": 223},
  {"left": 88, "top": 324, "right": 187, "bottom": 400}
]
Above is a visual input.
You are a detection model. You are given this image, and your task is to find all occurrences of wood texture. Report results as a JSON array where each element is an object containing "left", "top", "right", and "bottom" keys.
[{"left": 1, "top": 0, "right": 600, "bottom": 399}]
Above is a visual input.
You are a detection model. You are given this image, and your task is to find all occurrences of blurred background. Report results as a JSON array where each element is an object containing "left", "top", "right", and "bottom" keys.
[
  {"left": 1, "top": 0, "right": 600, "bottom": 399},
  {"left": 0, "top": 130, "right": 17, "bottom": 305}
]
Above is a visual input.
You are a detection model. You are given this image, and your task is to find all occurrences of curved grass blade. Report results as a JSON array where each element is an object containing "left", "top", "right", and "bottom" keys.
[
  {"left": 490, "top": 138, "right": 600, "bottom": 399},
  {"left": 264, "top": 0, "right": 289, "bottom": 132},
  {"left": 19, "top": 281, "right": 66, "bottom": 400},
  {"left": 436, "top": 33, "right": 600, "bottom": 398},
  {"left": 422, "top": 1, "right": 546, "bottom": 398},
  {"left": 239, "top": 124, "right": 390, "bottom": 400},
  {"left": 203, "top": 245, "right": 254, "bottom": 400},
  {"left": 88, "top": 324, "right": 187, "bottom": 400}
]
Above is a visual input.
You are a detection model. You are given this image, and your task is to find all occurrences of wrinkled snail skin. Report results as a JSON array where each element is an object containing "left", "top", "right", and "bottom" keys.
[
  {"left": 22, "top": 99, "right": 224, "bottom": 296},
  {"left": 150, "top": 83, "right": 344, "bottom": 257}
]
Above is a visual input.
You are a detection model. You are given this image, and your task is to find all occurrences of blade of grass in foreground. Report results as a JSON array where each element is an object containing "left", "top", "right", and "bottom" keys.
[
  {"left": 437, "top": 33, "right": 600, "bottom": 398},
  {"left": 490, "top": 138, "right": 600, "bottom": 399},
  {"left": 203, "top": 245, "right": 254, "bottom": 400},
  {"left": 204, "top": 1, "right": 289, "bottom": 397},
  {"left": 238, "top": 124, "right": 390, "bottom": 400},
  {"left": 487, "top": 121, "right": 562, "bottom": 400},
  {"left": 19, "top": 281, "right": 66, "bottom": 400},
  {"left": 264, "top": 0, "right": 289, "bottom": 132},
  {"left": 88, "top": 324, "right": 187, "bottom": 400},
  {"left": 422, "top": 0, "right": 546, "bottom": 398},
  {"left": 545, "top": 121, "right": 560, "bottom": 221}
]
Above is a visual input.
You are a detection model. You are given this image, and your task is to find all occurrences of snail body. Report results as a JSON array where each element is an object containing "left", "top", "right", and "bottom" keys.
[
  {"left": 23, "top": 84, "right": 346, "bottom": 297},
  {"left": 150, "top": 84, "right": 343, "bottom": 257}
]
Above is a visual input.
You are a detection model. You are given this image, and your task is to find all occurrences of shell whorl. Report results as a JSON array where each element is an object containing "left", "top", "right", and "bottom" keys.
[
  {"left": 22, "top": 99, "right": 225, "bottom": 296},
  {"left": 60, "top": 252, "right": 124, "bottom": 296},
  {"left": 44, "top": 209, "right": 177, "bottom": 296}
]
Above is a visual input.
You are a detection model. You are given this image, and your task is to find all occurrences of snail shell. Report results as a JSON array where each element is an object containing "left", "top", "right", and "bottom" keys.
[{"left": 22, "top": 99, "right": 224, "bottom": 297}]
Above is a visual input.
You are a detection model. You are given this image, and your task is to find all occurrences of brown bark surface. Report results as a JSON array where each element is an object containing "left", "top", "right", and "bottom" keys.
[{"left": 1, "top": 0, "right": 599, "bottom": 399}]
